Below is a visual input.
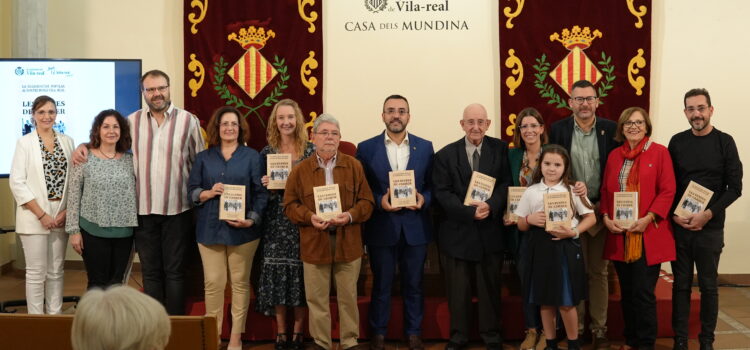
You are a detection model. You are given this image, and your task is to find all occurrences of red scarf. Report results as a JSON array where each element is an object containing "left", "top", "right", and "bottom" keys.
[{"left": 621, "top": 136, "right": 649, "bottom": 262}]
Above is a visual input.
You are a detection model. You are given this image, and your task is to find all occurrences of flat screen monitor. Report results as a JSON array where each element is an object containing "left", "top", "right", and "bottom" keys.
[{"left": 0, "top": 58, "right": 142, "bottom": 177}]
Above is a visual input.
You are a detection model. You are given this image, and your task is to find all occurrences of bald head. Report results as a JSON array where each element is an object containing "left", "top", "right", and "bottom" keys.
[{"left": 460, "top": 103, "right": 491, "bottom": 146}]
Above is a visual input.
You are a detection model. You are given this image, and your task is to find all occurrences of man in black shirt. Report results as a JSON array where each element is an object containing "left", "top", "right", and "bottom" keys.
[{"left": 668, "top": 88, "right": 743, "bottom": 350}]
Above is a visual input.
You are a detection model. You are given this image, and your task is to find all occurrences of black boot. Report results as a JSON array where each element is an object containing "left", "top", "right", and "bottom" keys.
[{"left": 566, "top": 338, "right": 580, "bottom": 350}]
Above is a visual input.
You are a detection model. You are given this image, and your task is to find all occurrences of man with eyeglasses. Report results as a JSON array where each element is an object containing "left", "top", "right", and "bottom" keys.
[
  {"left": 73, "top": 69, "right": 205, "bottom": 315},
  {"left": 432, "top": 103, "right": 511, "bottom": 350},
  {"left": 356, "top": 95, "right": 434, "bottom": 350},
  {"left": 668, "top": 88, "right": 742, "bottom": 350},
  {"left": 284, "top": 114, "right": 374, "bottom": 350},
  {"left": 549, "top": 79, "right": 619, "bottom": 349}
]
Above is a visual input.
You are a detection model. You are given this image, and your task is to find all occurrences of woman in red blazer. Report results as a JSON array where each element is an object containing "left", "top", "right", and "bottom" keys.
[{"left": 600, "top": 107, "right": 676, "bottom": 350}]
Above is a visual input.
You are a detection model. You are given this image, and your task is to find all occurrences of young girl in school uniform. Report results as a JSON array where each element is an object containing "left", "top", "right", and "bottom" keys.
[{"left": 514, "top": 145, "right": 596, "bottom": 350}]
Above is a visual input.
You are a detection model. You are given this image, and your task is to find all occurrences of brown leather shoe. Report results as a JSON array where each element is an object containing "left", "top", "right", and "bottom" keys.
[
  {"left": 370, "top": 334, "right": 385, "bottom": 350},
  {"left": 408, "top": 335, "right": 424, "bottom": 350}
]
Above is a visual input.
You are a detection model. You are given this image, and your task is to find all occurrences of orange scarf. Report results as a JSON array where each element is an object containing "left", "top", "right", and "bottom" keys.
[{"left": 621, "top": 136, "right": 649, "bottom": 263}]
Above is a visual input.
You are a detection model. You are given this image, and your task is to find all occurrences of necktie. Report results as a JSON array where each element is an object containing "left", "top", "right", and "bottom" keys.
[{"left": 472, "top": 149, "right": 480, "bottom": 171}]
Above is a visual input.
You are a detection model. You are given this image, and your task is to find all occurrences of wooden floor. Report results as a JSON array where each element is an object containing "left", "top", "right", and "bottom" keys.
[{"left": 1, "top": 268, "right": 749, "bottom": 350}]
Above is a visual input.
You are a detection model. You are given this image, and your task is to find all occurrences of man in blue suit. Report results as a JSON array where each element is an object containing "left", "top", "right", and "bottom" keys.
[{"left": 356, "top": 95, "right": 434, "bottom": 350}]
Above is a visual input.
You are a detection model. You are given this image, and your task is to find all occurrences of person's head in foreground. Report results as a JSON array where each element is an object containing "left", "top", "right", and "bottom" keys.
[{"left": 71, "top": 285, "right": 171, "bottom": 350}]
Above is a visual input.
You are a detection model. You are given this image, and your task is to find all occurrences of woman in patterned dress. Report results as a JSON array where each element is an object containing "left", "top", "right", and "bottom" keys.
[
  {"left": 65, "top": 109, "right": 137, "bottom": 290},
  {"left": 9, "top": 95, "right": 74, "bottom": 314},
  {"left": 256, "top": 99, "right": 314, "bottom": 350}
]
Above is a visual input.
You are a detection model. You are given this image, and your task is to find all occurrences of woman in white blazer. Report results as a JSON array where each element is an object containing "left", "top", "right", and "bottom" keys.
[{"left": 9, "top": 95, "right": 74, "bottom": 314}]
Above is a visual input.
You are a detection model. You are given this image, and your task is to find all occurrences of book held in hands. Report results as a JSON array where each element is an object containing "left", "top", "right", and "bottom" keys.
[
  {"left": 674, "top": 180, "right": 714, "bottom": 218},
  {"left": 267, "top": 153, "right": 292, "bottom": 190},
  {"left": 544, "top": 191, "right": 571, "bottom": 231},
  {"left": 219, "top": 184, "right": 245, "bottom": 221},
  {"left": 463, "top": 171, "right": 496, "bottom": 206},
  {"left": 613, "top": 192, "right": 638, "bottom": 228},
  {"left": 504, "top": 186, "right": 527, "bottom": 221},
  {"left": 314, "top": 184, "right": 343, "bottom": 220},
  {"left": 389, "top": 170, "right": 417, "bottom": 208}
]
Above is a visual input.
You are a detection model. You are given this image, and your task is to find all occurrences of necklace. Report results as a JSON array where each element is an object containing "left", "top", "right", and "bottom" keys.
[{"left": 99, "top": 149, "right": 116, "bottom": 159}]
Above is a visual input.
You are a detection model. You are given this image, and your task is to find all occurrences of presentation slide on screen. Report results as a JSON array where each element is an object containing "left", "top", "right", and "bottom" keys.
[{"left": 0, "top": 61, "right": 136, "bottom": 176}]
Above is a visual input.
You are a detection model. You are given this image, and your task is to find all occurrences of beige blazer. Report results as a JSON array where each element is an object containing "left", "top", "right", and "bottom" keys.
[{"left": 9, "top": 130, "right": 74, "bottom": 234}]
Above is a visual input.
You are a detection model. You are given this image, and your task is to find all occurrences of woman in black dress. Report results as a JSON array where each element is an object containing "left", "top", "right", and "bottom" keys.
[{"left": 256, "top": 99, "right": 314, "bottom": 350}]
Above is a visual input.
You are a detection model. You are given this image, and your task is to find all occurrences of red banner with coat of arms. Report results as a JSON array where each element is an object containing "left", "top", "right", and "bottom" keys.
[
  {"left": 183, "top": 0, "right": 323, "bottom": 150},
  {"left": 499, "top": 0, "right": 651, "bottom": 145}
]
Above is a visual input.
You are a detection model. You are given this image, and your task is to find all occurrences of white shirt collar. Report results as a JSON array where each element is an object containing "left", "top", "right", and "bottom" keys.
[
  {"left": 535, "top": 179, "right": 568, "bottom": 192},
  {"left": 384, "top": 131, "right": 410, "bottom": 146}
]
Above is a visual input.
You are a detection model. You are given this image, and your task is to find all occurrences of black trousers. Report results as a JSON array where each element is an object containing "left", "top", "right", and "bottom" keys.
[
  {"left": 440, "top": 252, "right": 503, "bottom": 345},
  {"left": 670, "top": 226, "right": 724, "bottom": 343},
  {"left": 134, "top": 210, "right": 193, "bottom": 315},
  {"left": 613, "top": 257, "right": 661, "bottom": 348},
  {"left": 81, "top": 229, "right": 134, "bottom": 290}
]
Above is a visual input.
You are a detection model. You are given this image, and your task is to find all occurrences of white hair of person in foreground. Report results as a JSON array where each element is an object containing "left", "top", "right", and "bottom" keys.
[{"left": 71, "top": 285, "right": 171, "bottom": 350}]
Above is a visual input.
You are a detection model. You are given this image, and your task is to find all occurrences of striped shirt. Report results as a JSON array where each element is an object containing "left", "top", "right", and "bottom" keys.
[{"left": 128, "top": 103, "right": 205, "bottom": 215}]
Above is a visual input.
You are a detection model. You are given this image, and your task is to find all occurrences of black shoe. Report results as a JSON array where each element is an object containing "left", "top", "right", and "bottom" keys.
[
  {"left": 567, "top": 338, "right": 580, "bottom": 350},
  {"left": 288, "top": 333, "right": 304, "bottom": 350},
  {"left": 672, "top": 338, "right": 687, "bottom": 350},
  {"left": 370, "top": 334, "right": 385, "bottom": 350},
  {"left": 445, "top": 341, "right": 466, "bottom": 350},
  {"left": 408, "top": 335, "right": 425, "bottom": 350},
  {"left": 276, "top": 333, "right": 289, "bottom": 350},
  {"left": 699, "top": 341, "right": 714, "bottom": 350},
  {"left": 544, "top": 338, "right": 559, "bottom": 350}
]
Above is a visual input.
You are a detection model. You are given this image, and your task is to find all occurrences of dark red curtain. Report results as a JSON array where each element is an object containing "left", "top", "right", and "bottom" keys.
[
  {"left": 184, "top": 0, "right": 323, "bottom": 150},
  {"left": 499, "top": 0, "right": 651, "bottom": 145}
]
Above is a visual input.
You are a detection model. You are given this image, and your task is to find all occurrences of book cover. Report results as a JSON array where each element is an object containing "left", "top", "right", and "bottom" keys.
[
  {"left": 504, "top": 186, "right": 527, "bottom": 221},
  {"left": 463, "top": 171, "right": 496, "bottom": 206},
  {"left": 674, "top": 180, "right": 714, "bottom": 218},
  {"left": 544, "top": 191, "right": 571, "bottom": 231},
  {"left": 613, "top": 191, "right": 638, "bottom": 228},
  {"left": 219, "top": 184, "right": 245, "bottom": 221},
  {"left": 389, "top": 170, "right": 417, "bottom": 207},
  {"left": 314, "top": 184, "right": 343, "bottom": 220},
  {"left": 267, "top": 153, "right": 292, "bottom": 190}
]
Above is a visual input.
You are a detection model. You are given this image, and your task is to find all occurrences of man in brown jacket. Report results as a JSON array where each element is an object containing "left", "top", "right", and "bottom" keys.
[{"left": 284, "top": 114, "right": 374, "bottom": 350}]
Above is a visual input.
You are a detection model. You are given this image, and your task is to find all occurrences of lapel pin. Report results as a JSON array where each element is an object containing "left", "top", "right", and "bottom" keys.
[{"left": 600, "top": 130, "right": 604, "bottom": 136}]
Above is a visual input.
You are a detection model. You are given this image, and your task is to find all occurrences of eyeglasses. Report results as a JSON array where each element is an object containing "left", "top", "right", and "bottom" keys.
[
  {"left": 315, "top": 131, "right": 340, "bottom": 138},
  {"left": 685, "top": 105, "right": 709, "bottom": 113},
  {"left": 572, "top": 96, "right": 598, "bottom": 104},
  {"left": 384, "top": 108, "right": 408, "bottom": 116},
  {"left": 143, "top": 85, "right": 169, "bottom": 94},
  {"left": 519, "top": 123, "right": 541, "bottom": 130},
  {"left": 623, "top": 120, "right": 645, "bottom": 128},
  {"left": 464, "top": 119, "right": 487, "bottom": 127}
]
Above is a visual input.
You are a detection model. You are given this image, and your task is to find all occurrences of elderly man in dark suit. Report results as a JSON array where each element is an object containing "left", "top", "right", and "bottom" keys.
[
  {"left": 432, "top": 103, "right": 511, "bottom": 350},
  {"left": 357, "top": 95, "right": 434, "bottom": 350}
]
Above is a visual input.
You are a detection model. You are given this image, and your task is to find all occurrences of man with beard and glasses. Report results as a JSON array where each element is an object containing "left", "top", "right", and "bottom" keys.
[
  {"left": 549, "top": 80, "right": 619, "bottom": 349},
  {"left": 356, "top": 95, "right": 434, "bottom": 350},
  {"left": 73, "top": 70, "right": 205, "bottom": 315},
  {"left": 668, "top": 88, "right": 742, "bottom": 350}
]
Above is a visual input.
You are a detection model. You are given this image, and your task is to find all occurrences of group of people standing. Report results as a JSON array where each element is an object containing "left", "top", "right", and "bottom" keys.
[{"left": 9, "top": 72, "right": 742, "bottom": 350}]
